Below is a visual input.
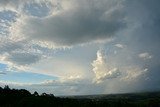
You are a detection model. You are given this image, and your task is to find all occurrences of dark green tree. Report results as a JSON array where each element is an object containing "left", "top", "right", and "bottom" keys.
[
  {"left": 33, "top": 91, "right": 39, "bottom": 96},
  {"left": 4, "top": 85, "right": 10, "bottom": 90}
]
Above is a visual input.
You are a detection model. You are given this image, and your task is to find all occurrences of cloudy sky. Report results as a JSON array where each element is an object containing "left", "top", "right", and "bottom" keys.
[{"left": 0, "top": 0, "right": 160, "bottom": 96}]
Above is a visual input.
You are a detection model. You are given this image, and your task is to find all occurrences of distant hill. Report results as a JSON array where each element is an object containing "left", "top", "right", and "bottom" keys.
[
  {"left": 0, "top": 85, "right": 160, "bottom": 107},
  {"left": 65, "top": 91, "right": 160, "bottom": 100}
]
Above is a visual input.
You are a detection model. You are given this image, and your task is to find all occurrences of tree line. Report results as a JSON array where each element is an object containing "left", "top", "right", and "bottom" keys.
[{"left": 0, "top": 85, "right": 160, "bottom": 107}]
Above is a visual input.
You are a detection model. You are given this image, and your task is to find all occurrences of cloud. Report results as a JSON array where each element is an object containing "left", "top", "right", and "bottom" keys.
[
  {"left": 0, "top": 0, "right": 160, "bottom": 95},
  {"left": 122, "top": 67, "right": 148, "bottom": 81},
  {"left": 0, "top": 0, "right": 25, "bottom": 11},
  {"left": 0, "top": 81, "right": 33, "bottom": 88},
  {"left": 5, "top": 52, "right": 41, "bottom": 65},
  {"left": 0, "top": 0, "right": 51, "bottom": 11},
  {"left": 115, "top": 44, "right": 124, "bottom": 49},
  {"left": 29, "top": 56, "right": 89, "bottom": 78},
  {"left": 0, "top": 37, "right": 43, "bottom": 70},
  {"left": 0, "top": 38, "right": 24, "bottom": 54},
  {"left": 0, "top": 72, "right": 6, "bottom": 75},
  {"left": 0, "top": 76, "right": 96, "bottom": 95},
  {"left": 40, "top": 75, "right": 84, "bottom": 86},
  {"left": 10, "top": 0, "right": 126, "bottom": 47},
  {"left": 138, "top": 52, "right": 152, "bottom": 60},
  {"left": 92, "top": 49, "right": 121, "bottom": 83},
  {"left": 0, "top": 0, "right": 127, "bottom": 71}
]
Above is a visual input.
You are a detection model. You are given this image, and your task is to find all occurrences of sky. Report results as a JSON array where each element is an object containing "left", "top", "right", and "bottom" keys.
[{"left": 0, "top": 0, "right": 160, "bottom": 96}]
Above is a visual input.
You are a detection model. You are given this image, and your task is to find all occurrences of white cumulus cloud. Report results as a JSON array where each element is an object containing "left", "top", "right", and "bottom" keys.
[
  {"left": 138, "top": 52, "right": 152, "bottom": 60},
  {"left": 92, "top": 49, "right": 121, "bottom": 83}
]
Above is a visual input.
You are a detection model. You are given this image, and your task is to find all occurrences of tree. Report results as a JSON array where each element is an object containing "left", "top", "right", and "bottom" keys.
[
  {"left": 49, "top": 94, "right": 54, "bottom": 97},
  {"left": 4, "top": 85, "right": 10, "bottom": 90},
  {"left": 41, "top": 93, "right": 47, "bottom": 96},
  {"left": 0, "top": 87, "right": 2, "bottom": 93},
  {"left": 19, "top": 89, "right": 31, "bottom": 96},
  {"left": 33, "top": 91, "right": 39, "bottom": 96}
]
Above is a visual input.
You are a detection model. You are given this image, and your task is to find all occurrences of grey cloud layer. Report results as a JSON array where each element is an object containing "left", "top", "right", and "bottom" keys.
[
  {"left": 0, "top": 0, "right": 126, "bottom": 67},
  {"left": 0, "top": 37, "right": 42, "bottom": 67},
  {"left": 6, "top": 52, "right": 41, "bottom": 65},
  {"left": 109, "top": 0, "right": 160, "bottom": 92},
  {"left": 15, "top": 0, "right": 126, "bottom": 46}
]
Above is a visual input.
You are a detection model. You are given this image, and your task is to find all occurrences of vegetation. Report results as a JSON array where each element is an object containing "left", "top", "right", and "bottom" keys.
[{"left": 0, "top": 85, "right": 160, "bottom": 107}]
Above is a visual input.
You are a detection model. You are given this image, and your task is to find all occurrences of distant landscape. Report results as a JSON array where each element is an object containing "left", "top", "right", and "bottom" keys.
[{"left": 0, "top": 85, "right": 160, "bottom": 107}]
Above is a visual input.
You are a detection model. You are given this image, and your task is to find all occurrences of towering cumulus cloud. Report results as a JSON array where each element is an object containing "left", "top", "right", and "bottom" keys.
[{"left": 92, "top": 50, "right": 121, "bottom": 83}]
